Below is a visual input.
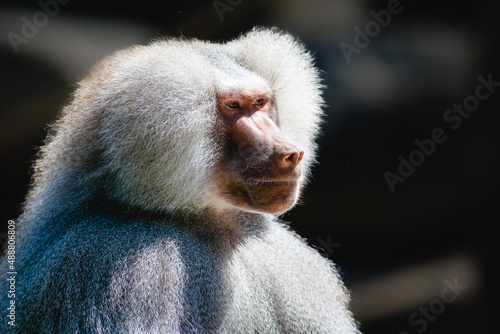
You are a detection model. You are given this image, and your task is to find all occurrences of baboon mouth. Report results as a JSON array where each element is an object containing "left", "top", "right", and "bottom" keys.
[{"left": 245, "top": 178, "right": 299, "bottom": 186}]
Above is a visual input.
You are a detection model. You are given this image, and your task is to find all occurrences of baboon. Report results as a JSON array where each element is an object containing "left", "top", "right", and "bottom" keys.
[{"left": 1, "top": 28, "right": 360, "bottom": 333}]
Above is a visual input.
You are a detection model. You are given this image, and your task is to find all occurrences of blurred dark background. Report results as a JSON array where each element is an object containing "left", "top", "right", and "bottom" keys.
[{"left": 1, "top": 0, "right": 498, "bottom": 332}]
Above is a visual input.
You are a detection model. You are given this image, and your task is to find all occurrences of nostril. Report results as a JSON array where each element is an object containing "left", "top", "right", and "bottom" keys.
[
  {"left": 284, "top": 150, "right": 304, "bottom": 168},
  {"left": 285, "top": 152, "right": 297, "bottom": 164}
]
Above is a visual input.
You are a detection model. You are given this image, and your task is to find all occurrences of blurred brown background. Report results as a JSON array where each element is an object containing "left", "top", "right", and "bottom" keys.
[{"left": 1, "top": 0, "right": 499, "bottom": 333}]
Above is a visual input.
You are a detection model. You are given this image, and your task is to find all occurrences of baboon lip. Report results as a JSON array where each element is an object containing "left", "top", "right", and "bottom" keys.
[{"left": 245, "top": 178, "right": 299, "bottom": 186}]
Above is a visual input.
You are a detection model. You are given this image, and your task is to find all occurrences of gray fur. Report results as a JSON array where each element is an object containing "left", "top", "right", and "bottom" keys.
[{"left": 1, "top": 28, "right": 359, "bottom": 333}]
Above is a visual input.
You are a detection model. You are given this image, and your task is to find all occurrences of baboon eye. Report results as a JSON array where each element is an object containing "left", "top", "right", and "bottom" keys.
[
  {"left": 226, "top": 101, "right": 240, "bottom": 109},
  {"left": 255, "top": 98, "right": 267, "bottom": 108}
]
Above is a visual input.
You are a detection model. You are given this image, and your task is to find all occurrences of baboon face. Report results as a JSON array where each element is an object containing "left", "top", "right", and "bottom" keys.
[{"left": 215, "top": 88, "right": 304, "bottom": 215}]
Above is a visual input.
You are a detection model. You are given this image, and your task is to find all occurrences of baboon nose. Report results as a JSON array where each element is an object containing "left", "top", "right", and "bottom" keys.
[{"left": 279, "top": 150, "right": 304, "bottom": 170}]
